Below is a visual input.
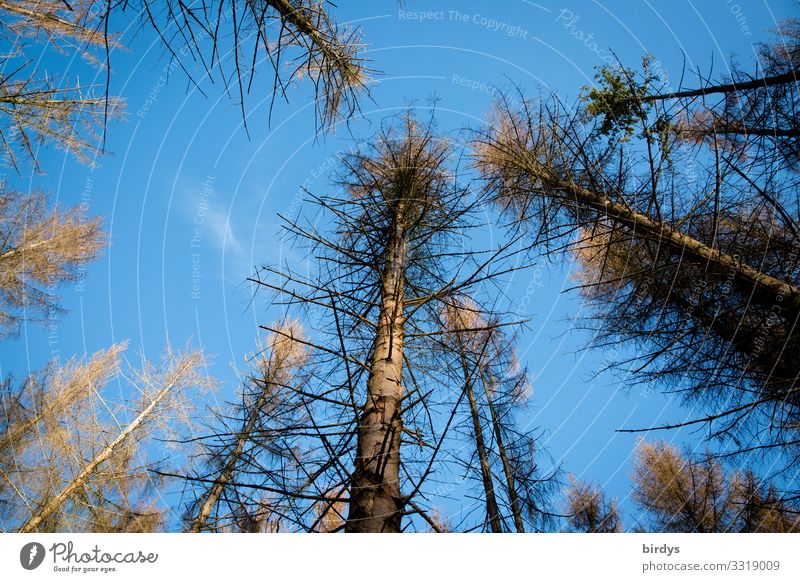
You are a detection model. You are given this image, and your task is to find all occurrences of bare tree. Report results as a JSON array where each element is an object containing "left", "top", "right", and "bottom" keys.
[
  {"left": 441, "top": 297, "right": 554, "bottom": 532},
  {"left": 0, "top": 0, "right": 368, "bottom": 172},
  {"left": 239, "top": 113, "right": 527, "bottom": 532},
  {"left": 562, "top": 441, "right": 799, "bottom": 533},
  {"left": 0, "top": 344, "right": 120, "bottom": 458},
  {"left": 445, "top": 300, "right": 503, "bottom": 532},
  {"left": 131, "top": 0, "right": 369, "bottom": 130},
  {"left": 185, "top": 321, "right": 307, "bottom": 533},
  {"left": 0, "top": 189, "right": 106, "bottom": 336},
  {"left": 331, "top": 114, "right": 459, "bottom": 532},
  {"left": 733, "top": 469, "right": 800, "bottom": 533},
  {"left": 0, "top": 0, "right": 122, "bottom": 170},
  {"left": 0, "top": 77, "right": 122, "bottom": 172},
  {"left": 572, "top": 214, "right": 800, "bottom": 424}
]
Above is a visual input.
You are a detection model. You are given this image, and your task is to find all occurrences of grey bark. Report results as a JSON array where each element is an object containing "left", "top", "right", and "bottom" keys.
[{"left": 345, "top": 200, "right": 407, "bottom": 533}]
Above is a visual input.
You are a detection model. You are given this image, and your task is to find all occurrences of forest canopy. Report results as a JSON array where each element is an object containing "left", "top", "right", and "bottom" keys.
[{"left": 1, "top": 3, "right": 799, "bottom": 535}]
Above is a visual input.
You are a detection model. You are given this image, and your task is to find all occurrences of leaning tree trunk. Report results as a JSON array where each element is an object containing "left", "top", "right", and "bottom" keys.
[
  {"left": 18, "top": 365, "right": 187, "bottom": 533},
  {"left": 345, "top": 200, "right": 408, "bottom": 533},
  {"left": 552, "top": 178, "right": 800, "bottom": 314},
  {"left": 189, "top": 379, "right": 276, "bottom": 532}
]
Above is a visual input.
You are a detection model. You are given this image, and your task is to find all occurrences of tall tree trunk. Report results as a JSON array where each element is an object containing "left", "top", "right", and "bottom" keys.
[
  {"left": 346, "top": 201, "right": 407, "bottom": 533},
  {"left": 478, "top": 365, "right": 526, "bottom": 533},
  {"left": 458, "top": 343, "right": 503, "bottom": 532}
]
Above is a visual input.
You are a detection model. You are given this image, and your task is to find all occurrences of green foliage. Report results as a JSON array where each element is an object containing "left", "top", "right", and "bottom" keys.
[{"left": 580, "top": 59, "right": 654, "bottom": 140}]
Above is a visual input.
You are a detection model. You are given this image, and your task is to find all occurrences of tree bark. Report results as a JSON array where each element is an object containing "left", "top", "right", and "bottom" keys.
[
  {"left": 458, "top": 342, "right": 503, "bottom": 532},
  {"left": 345, "top": 201, "right": 407, "bottom": 533},
  {"left": 478, "top": 365, "right": 526, "bottom": 533},
  {"left": 552, "top": 178, "right": 800, "bottom": 314}
]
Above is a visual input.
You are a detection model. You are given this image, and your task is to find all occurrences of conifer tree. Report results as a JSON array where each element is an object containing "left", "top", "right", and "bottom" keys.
[
  {"left": 0, "top": 189, "right": 105, "bottom": 336},
  {"left": 472, "top": 22, "right": 800, "bottom": 471},
  {"left": 1, "top": 345, "right": 209, "bottom": 532},
  {"left": 245, "top": 113, "right": 530, "bottom": 532}
]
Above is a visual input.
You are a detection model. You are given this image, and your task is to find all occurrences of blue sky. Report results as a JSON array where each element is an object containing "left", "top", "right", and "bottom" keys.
[{"left": 2, "top": 0, "right": 797, "bottom": 529}]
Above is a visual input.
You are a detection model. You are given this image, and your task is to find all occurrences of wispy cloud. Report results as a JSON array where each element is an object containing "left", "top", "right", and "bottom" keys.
[
  {"left": 203, "top": 203, "right": 245, "bottom": 258},
  {"left": 179, "top": 178, "right": 250, "bottom": 278}
]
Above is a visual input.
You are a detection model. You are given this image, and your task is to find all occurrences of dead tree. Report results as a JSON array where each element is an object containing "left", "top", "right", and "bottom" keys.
[
  {"left": 0, "top": 77, "right": 122, "bottom": 172},
  {"left": 563, "top": 476, "right": 621, "bottom": 533},
  {"left": 132, "top": 0, "right": 369, "bottom": 130},
  {"left": 1, "top": 344, "right": 209, "bottom": 532},
  {"left": 0, "top": 0, "right": 368, "bottom": 172},
  {"left": 449, "top": 306, "right": 503, "bottom": 533},
  {"left": 0, "top": 1, "right": 120, "bottom": 170},
  {"left": 440, "top": 297, "right": 554, "bottom": 532},
  {"left": 562, "top": 440, "right": 799, "bottom": 533},
  {"left": 335, "top": 115, "right": 453, "bottom": 532},
  {"left": 0, "top": 189, "right": 106, "bottom": 336},
  {"left": 244, "top": 113, "right": 527, "bottom": 532},
  {"left": 630, "top": 440, "right": 800, "bottom": 533},
  {"left": 185, "top": 321, "right": 307, "bottom": 532},
  {"left": 471, "top": 23, "right": 800, "bottom": 478},
  {"left": 0, "top": 345, "right": 119, "bottom": 459}
]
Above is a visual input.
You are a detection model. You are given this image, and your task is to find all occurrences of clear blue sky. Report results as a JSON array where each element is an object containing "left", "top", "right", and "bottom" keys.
[{"left": 2, "top": 0, "right": 796, "bottom": 529}]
